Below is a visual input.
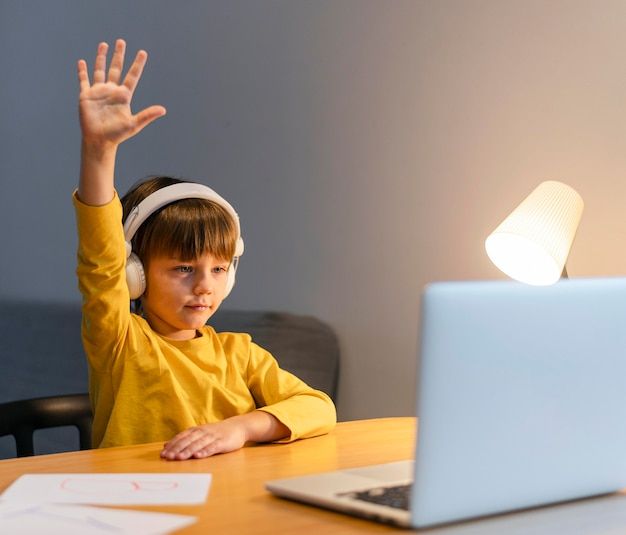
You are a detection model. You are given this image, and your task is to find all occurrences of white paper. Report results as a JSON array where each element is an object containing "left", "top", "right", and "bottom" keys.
[
  {"left": 0, "top": 473, "right": 211, "bottom": 505},
  {"left": 0, "top": 501, "right": 196, "bottom": 535}
]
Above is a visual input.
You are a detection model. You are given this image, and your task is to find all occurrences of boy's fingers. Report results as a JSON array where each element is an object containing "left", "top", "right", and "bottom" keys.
[
  {"left": 164, "top": 428, "right": 213, "bottom": 455},
  {"left": 134, "top": 105, "right": 167, "bottom": 133},
  {"left": 163, "top": 428, "right": 196, "bottom": 453},
  {"left": 107, "top": 39, "right": 126, "bottom": 83},
  {"left": 77, "top": 60, "right": 90, "bottom": 92},
  {"left": 179, "top": 434, "right": 218, "bottom": 458},
  {"left": 93, "top": 42, "right": 108, "bottom": 84},
  {"left": 123, "top": 50, "right": 148, "bottom": 95}
]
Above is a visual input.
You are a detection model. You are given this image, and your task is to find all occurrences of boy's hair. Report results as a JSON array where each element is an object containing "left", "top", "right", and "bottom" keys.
[{"left": 121, "top": 176, "right": 238, "bottom": 267}]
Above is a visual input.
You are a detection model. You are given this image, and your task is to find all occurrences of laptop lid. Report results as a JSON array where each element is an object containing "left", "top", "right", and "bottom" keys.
[{"left": 412, "top": 277, "right": 626, "bottom": 527}]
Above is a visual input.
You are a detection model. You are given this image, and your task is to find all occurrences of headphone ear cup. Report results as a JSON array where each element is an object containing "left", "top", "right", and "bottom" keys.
[
  {"left": 224, "top": 265, "right": 236, "bottom": 299},
  {"left": 126, "top": 252, "right": 146, "bottom": 300}
]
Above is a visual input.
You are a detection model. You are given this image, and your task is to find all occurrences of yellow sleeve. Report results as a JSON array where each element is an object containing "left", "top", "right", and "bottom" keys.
[
  {"left": 246, "top": 342, "right": 337, "bottom": 442},
  {"left": 74, "top": 191, "right": 131, "bottom": 372}
]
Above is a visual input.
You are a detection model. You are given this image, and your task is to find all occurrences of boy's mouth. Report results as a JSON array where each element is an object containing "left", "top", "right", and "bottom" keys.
[{"left": 186, "top": 304, "right": 211, "bottom": 311}]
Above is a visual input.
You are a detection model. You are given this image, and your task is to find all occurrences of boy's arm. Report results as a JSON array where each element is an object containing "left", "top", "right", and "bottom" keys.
[
  {"left": 77, "top": 40, "right": 166, "bottom": 205},
  {"left": 160, "top": 411, "right": 290, "bottom": 461},
  {"left": 75, "top": 40, "right": 166, "bottom": 370}
]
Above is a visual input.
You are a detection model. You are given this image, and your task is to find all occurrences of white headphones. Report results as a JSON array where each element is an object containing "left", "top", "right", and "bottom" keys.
[{"left": 122, "top": 182, "right": 244, "bottom": 300}]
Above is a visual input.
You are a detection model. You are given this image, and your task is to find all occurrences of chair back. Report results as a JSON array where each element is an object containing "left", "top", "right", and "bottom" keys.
[
  {"left": 0, "top": 394, "right": 92, "bottom": 457},
  {"left": 209, "top": 310, "right": 340, "bottom": 401}
]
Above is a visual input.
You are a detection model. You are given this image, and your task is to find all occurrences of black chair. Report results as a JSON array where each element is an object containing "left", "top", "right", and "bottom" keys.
[{"left": 0, "top": 393, "right": 92, "bottom": 457}]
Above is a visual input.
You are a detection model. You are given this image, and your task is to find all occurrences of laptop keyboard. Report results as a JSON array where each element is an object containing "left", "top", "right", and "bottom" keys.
[{"left": 340, "top": 484, "right": 412, "bottom": 511}]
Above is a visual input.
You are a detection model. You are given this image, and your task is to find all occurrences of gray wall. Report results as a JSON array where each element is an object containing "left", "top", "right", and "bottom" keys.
[{"left": 2, "top": 0, "right": 626, "bottom": 420}]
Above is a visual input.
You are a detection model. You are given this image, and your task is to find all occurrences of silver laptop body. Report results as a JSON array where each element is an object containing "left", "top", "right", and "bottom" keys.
[{"left": 266, "top": 278, "right": 626, "bottom": 528}]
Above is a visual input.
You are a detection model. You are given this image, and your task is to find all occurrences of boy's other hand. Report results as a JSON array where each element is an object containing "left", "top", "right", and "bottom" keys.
[
  {"left": 77, "top": 39, "right": 166, "bottom": 149},
  {"left": 160, "top": 411, "right": 289, "bottom": 461},
  {"left": 160, "top": 419, "right": 248, "bottom": 461}
]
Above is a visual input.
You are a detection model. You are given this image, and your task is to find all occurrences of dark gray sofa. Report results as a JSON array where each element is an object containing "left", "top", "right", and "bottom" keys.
[{"left": 0, "top": 300, "right": 339, "bottom": 458}]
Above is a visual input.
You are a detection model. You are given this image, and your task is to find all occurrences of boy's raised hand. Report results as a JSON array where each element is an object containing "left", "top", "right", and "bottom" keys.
[{"left": 77, "top": 39, "right": 166, "bottom": 148}]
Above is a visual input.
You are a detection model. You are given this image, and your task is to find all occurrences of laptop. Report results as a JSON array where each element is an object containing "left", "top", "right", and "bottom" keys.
[{"left": 266, "top": 278, "right": 626, "bottom": 528}]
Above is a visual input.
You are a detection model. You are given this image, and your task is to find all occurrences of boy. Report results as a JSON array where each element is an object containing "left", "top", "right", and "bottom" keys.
[{"left": 75, "top": 39, "right": 336, "bottom": 460}]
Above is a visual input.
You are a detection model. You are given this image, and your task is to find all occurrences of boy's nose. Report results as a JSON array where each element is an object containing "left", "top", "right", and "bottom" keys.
[{"left": 193, "top": 270, "right": 214, "bottom": 295}]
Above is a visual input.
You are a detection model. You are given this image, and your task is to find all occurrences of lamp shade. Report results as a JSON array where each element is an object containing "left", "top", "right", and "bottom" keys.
[{"left": 485, "top": 181, "right": 583, "bottom": 286}]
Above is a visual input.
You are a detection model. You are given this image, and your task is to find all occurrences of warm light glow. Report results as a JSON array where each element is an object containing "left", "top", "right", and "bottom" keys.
[{"left": 485, "top": 181, "right": 583, "bottom": 286}]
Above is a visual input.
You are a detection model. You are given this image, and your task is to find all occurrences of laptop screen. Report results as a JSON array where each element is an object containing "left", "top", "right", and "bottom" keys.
[{"left": 412, "top": 277, "right": 626, "bottom": 527}]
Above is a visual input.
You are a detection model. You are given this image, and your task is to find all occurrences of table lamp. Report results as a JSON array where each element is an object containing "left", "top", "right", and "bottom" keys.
[{"left": 484, "top": 180, "right": 584, "bottom": 285}]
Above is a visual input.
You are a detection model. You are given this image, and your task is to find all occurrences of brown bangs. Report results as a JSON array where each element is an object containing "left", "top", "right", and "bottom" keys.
[{"left": 135, "top": 198, "right": 237, "bottom": 263}]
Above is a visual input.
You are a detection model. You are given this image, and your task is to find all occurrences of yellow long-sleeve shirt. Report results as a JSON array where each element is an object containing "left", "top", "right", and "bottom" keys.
[{"left": 74, "top": 192, "right": 336, "bottom": 448}]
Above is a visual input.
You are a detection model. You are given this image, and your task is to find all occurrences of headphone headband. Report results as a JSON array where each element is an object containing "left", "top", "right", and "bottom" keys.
[{"left": 123, "top": 182, "right": 244, "bottom": 257}]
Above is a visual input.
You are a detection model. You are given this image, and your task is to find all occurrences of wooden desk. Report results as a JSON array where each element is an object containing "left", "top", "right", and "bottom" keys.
[
  {"left": 3, "top": 417, "right": 626, "bottom": 534},
  {"left": 0, "top": 418, "right": 415, "bottom": 534}
]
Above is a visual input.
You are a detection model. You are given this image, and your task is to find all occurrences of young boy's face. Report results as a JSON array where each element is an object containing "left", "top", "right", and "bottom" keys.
[{"left": 141, "top": 252, "right": 231, "bottom": 340}]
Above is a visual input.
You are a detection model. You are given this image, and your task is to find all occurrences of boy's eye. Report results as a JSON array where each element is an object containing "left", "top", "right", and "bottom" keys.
[{"left": 175, "top": 265, "right": 194, "bottom": 273}]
